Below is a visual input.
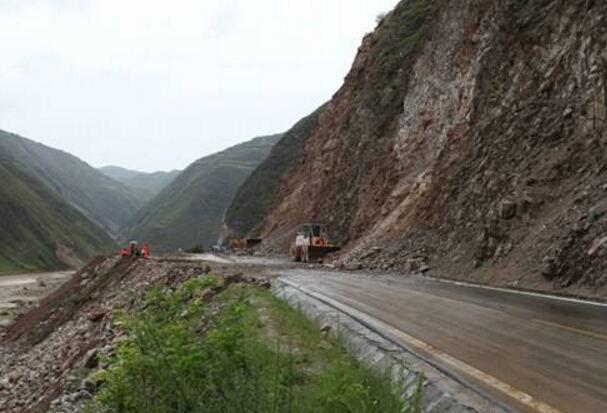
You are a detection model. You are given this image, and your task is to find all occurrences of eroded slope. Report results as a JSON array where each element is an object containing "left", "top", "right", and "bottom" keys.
[{"left": 262, "top": 0, "right": 607, "bottom": 298}]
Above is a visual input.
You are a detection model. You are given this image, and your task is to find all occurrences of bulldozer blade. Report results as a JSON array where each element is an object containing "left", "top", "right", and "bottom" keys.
[{"left": 307, "top": 246, "right": 340, "bottom": 262}]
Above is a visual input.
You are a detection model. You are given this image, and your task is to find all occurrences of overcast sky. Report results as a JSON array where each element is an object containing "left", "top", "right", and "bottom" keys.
[{"left": 0, "top": 0, "right": 397, "bottom": 172}]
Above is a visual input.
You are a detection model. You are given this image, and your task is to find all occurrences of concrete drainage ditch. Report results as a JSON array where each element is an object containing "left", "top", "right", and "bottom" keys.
[{"left": 271, "top": 277, "right": 513, "bottom": 413}]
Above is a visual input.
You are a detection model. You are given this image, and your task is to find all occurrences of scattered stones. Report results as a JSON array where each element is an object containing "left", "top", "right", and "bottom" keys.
[
  {"left": 343, "top": 262, "right": 363, "bottom": 271},
  {"left": 83, "top": 349, "right": 99, "bottom": 369},
  {"left": 80, "top": 378, "right": 96, "bottom": 393},
  {"left": 87, "top": 310, "right": 105, "bottom": 323}
]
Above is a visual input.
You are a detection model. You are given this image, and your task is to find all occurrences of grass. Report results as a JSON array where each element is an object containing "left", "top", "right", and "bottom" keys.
[{"left": 84, "top": 275, "right": 421, "bottom": 413}]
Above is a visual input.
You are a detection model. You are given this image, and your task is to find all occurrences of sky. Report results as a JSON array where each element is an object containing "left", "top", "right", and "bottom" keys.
[{"left": 0, "top": 0, "right": 397, "bottom": 172}]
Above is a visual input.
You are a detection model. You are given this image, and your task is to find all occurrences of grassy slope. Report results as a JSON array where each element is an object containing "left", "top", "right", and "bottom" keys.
[
  {"left": 97, "top": 166, "right": 181, "bottom": 197},
  {"left": 0, "top": 157, "right": 117, "bottom": 273},
  {"left": 125, "top": 135, "right": 282, "bottom": 252},
  {"left": 224, "top": 107, "right": 325, "bottom": 239},
  {"left": 0, "top": 130, "right": 148, "bottom": 237},
  {"left": 92, "top": 276, "right": 415, "bottom": 413}
]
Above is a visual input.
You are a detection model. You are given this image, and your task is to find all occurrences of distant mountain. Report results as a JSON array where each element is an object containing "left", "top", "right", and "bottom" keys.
[
  {"left": 0, "top": 130, "right": 148, "bottom": 238},
  {"left": 224, "top": 106, "right": 325, "bottom": 239},
  {"left": 125, "top": 134, "right": 282, "bottom": 252},
  {"left": 97, "top": 166, "right": 180, "bottom": 197},
  {"left": 0, "top": 156, "right": 116, "bottom": 273}
]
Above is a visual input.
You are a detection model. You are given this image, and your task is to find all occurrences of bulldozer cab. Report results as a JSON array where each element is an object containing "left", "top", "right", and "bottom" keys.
[{"left": 298, "top": 223, "right": 326, "bottom": 239}]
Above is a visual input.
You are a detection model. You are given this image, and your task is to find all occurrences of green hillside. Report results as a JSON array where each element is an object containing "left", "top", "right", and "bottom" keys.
[
  {"left": 224, "top": 107, "right": 324, "bottom": 239},
  {"left": 125, "top": 134, "right": 282, "bottom": 252},
  {"left": 97, "top": 166, "right": 180, "bottom": 197},
  {"left": 0, "top": 130, "right": 148, "bottom": 238},
  {"left": 0, "top": 157, "right": 117, "bottom": 273}
]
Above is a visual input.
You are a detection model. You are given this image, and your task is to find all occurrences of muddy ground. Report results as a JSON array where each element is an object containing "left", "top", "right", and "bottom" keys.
[{"left": 0, "top": 271, "right": 73, "bottom": 328}]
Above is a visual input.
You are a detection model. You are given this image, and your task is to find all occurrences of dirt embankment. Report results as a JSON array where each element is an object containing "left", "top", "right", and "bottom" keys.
[
  {"left": 0, "top": 256, "right": 267, "bottom": 413},
  {"left": 261, "top": 0, "right": 607, "bottom": 299}
]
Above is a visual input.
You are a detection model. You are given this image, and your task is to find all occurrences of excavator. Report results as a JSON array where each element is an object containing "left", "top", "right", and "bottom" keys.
[
  {"left": 120, "top": 241, "right": 150, "bottom": 258},
  {"left": 290, "top": 223, "right": 340, "bottom": 263}
]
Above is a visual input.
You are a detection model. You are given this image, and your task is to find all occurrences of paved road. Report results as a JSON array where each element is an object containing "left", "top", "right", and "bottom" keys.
[{"left": 278, "top": 269, "right": 607, "bottom": 413}]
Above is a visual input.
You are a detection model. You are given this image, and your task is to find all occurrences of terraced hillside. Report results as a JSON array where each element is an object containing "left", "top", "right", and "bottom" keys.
[
  {"left": 0, "top": 130, "right": 148, "bottom": 237},
  {"left": 125, "top": 134, "right": 281, "bottom": 252},
  {"left": 223, "top": 107, "right": 325, "bottom": 240},
  {"left": 0, "top": 157, "right": 116, "bottom": 273}
]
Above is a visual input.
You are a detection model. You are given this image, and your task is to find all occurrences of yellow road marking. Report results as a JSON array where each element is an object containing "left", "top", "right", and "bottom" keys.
[
  {"left": 534, "top": 319, "right": 607, "bottom": 342},
  {"left": 283, "top": 280, "right": 564, "bottom": 413}
]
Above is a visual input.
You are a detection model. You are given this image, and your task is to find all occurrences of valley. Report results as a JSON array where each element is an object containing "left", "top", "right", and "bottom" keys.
[{"left": 1, "top": 0, "right": 606, "bottom": 412}]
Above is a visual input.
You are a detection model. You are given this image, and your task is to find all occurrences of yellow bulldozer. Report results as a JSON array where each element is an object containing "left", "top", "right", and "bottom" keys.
[{"left": 290, "top": 223, "right": 340, "bottom": 263}]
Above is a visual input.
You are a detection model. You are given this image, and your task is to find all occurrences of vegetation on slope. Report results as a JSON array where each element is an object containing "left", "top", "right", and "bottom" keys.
[
  {"left": 87, "top": 275, "right": 420, "bottom": 413},
  {"left": 0, "top": 157, "right": 116, "bottom": 273},
  {"left": 0, "top": 130, "right": 148, "bottom": 237},
  {"left": 125, "top": 135, "right": 281, "bottom": 252},
  {"left": 224, "top": 107, "right": 325, "bottom": 239},
  {"left": 97, "top": 166, "right": 180, "bottom": 198}
]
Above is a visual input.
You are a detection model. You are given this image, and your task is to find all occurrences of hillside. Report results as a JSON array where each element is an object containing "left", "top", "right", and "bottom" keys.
[
  {"left": 260, "top": 0, "right": 607, "bottom": 299},
  {"left": 125, "top": 134, "right": 282, "bottom": 252},
  {"left": 223, "top": 106, "right": 325, "bottom": 239},
  {"left": 97, "top": 166, "right": 180, "bottom": 197},
  {"left": 0, "top": 130, "right": 148, "bottom": 238},
  {"left": 0, "top": 157, "right": 116, "bottom": 273}
]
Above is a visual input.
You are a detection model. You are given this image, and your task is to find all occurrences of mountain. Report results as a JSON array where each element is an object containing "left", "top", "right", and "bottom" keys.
[
  {"left": 0, "top": 130, "right": 148, "bottom": 238},
  {"left": 258, "top": 0, "right": 607, "bottom": 298},
  {"left": 125, "top": 134, "right": 282, "bottom": 252},
  {"left": 223, "top": 107, "right": 325, "bottom": 240},
  {"left": 97, "top": 166, "right": 180, "bottom": 197},
  {"left": 0, "top": 156, "right": 116, "bottom": 273}
]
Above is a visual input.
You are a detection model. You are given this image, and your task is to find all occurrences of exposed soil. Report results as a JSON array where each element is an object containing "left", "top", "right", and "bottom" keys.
[
  {"left": 261, "top": 0, "right": 607, "bottom": 300},
  {"left": 0, "top": 255, "right": 273, "bottom": 413}
]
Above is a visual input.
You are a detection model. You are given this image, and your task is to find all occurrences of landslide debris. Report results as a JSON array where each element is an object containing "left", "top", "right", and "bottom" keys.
[
  {"left": 261, "top": 0, "right": 607, "bottom": 299},
  {"left": 0, "top": 256, "right": 268, "bottom": 413}
]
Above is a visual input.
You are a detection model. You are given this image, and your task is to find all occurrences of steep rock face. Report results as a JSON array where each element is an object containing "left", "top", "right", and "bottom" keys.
[
  {"left": 263, "top": 0, "right": 607, "bottom": 298},
  {"left": 223, "top": 106, "right": 324, "bottom": 240}
]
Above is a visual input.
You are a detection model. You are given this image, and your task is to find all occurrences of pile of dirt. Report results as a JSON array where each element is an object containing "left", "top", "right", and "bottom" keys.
[
  {"left": 0, "top": 256, "right": 266, "bottom": 413},
  {"left": 261, "top": 0, "right": 607, "bottom": 299}
]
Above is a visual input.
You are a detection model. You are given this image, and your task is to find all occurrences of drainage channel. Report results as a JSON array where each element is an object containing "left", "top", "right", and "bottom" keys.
[{"left": 272, "top": 277, "right": 559, "bottom": 413}]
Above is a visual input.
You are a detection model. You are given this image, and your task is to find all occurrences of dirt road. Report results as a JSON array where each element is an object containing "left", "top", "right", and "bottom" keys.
[
  {"left": 0, "top": 271, "right": 73, "bottom": 328},
  {"left": 275, "top": 269, "right": 607, "bottom": 413}
]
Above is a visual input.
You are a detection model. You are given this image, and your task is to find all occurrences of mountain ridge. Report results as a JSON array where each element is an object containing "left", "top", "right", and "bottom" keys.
[{"left": 0, "top": 130, "right": 148, "bottom": 238}]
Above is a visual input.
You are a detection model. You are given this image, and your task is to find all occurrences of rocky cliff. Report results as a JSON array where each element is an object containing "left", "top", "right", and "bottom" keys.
[
  {"left": 261, "top": 0, "right": 607, "bottom": 299},
  {"left": 223, "top": 106, "right": 324, "bottom": 240}
]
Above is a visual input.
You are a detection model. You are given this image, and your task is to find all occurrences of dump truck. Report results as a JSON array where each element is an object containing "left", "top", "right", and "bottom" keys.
[
  {"left": 290, "top": 223, "right": 339, "bottom": 263},
  {"left": 120, "top": 241, "right": 150, "bottom": 258}
]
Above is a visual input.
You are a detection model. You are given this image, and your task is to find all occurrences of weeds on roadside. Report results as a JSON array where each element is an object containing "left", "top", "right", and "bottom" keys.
[{"left": 85, "top": 275, "right": 422, "bottom": 413}]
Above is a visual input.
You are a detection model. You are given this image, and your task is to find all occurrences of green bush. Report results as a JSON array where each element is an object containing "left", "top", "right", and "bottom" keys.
[{"left": 86, "top": 277, "right": 421, "bottom": 413}]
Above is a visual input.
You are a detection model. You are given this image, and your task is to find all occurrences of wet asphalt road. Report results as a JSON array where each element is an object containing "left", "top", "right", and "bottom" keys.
[{"left": 278, "top": 269, "right": 607, "bottom": 413}]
